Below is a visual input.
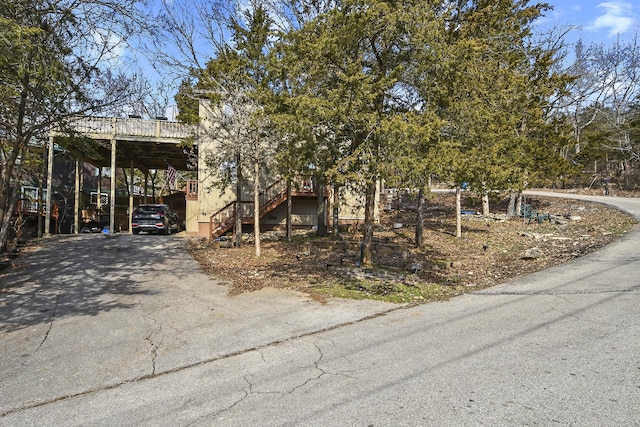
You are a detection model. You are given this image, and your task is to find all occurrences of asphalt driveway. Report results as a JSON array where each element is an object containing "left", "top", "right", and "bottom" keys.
[{"left": 1, "top": 192, "right": 639, "bottom": 426}]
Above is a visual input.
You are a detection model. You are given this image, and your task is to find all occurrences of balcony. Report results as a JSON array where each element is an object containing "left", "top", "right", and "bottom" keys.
[{"left": 63, "top": 116, "right": 196, "bottom": 141}]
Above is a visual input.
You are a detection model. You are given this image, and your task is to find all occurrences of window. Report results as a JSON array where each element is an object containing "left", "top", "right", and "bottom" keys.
[
  {"left": 186, "top": 180, "right": 198, "bottom": 199},
  {"left": 90, "top": 192, "right": 109, "bottom": 206},
  {"left": 20, "top": 186, "right": 46, "bottom": 213}
]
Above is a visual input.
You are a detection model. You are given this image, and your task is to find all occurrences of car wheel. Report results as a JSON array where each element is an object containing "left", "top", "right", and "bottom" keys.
[{"left": 133, "top": 229, "right": 140, "bottom": 235}]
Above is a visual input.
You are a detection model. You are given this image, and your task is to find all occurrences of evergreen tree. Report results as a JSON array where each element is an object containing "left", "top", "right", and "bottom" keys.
[
  {"left": 275, "top": 0, "right": 414, "bottom": 264},
  {"left": 174, "top": 78, "right": 200, "bottom": 124},
  {"left": 422, "top": 0, "right": 570, "bottom": 234}
]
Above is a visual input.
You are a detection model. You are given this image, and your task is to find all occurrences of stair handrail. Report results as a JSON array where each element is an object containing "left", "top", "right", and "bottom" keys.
[
  {"left": 259, "top": 179, "right": 287, "bottom": 212},
  {"left": 208, "top": 177, "right": 315, "bottom": 239},
  {"left": 209, "top": 201, "right": 237, "bottom": 240}
]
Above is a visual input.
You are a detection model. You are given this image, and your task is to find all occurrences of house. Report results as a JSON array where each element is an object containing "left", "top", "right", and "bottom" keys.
[{"left": 44, "top": 100, "right": 380, "bottom": 239}]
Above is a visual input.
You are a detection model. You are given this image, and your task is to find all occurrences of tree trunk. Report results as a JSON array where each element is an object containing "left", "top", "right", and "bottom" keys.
[
  {"left": 362, "top": 181, "right": 376, "bottom": 265},
  {"left": 516, "top": 193, "right": 523, "bottom": 218},
  {"left": 332, "top": 183, "right": 340, "bottom": 239},
  {"left": 143, "top": 172, "right": 148, "bottom": 204},
  {"left": 150, "top": 170, "right": 157, "bottom": 202},
  {"left": 415, "top": 187, "right": 424, "bottom": 247},
  {"left": 456, "top": 186, "right": 462, "bottom": 238},
  {"left": 0, "top": 146, "right": 24, "bottom": 252},
  {"left": 123, "top": 167, "right": 131, "bottom": 197},
  {"left": 507, "top": 193, "right": 516, "bottom": 216},
  {"left": 316, "top": 176, "right": 327, "bottom": 237},
  {"left": 0, "top": 176, "right": 21, "bottom": 253},
  {"left": 482, "top": 192, "right": 490, "bottom": 216},
  {"left": 253, "top": 159, "right": 260, "bottom": 257},
  {"left": 234, "top": 150, "right": 242, "bottom": 247},
  {"left": 286, "top": 177, "right": 292, "bottom": 243}
]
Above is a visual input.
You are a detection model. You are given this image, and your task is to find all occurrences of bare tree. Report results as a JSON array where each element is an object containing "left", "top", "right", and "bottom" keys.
[
  {"left": 122, "top": 77, "right": 177, "bottom": 119},
  {"left": 594, "top": 33, "right": 640, "bottom": 176},
  {"left": 201, "top": 87, "right": 278, "bottom": 255},
  {"left": 550, "top": 28, "right": 640, "bottom": 183}
]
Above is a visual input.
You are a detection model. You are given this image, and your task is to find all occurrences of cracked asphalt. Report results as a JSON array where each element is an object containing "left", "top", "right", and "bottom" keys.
[{"left": 1, "top": 192, "right": 639, "bottom": 426}]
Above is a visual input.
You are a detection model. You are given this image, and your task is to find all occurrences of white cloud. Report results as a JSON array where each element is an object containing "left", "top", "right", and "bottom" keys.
[{"left": 590, "top": 2, "right": 635, "bottom": 36}]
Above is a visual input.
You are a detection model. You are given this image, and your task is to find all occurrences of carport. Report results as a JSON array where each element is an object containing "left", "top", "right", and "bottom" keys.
[{"left": 46, "top": 116, "right": 196, "bottom": 235}]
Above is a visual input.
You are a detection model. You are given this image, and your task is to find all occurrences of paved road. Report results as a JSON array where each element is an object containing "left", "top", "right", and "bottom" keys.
[{"left": 1, "top": 193, "right": 638, "bottom": 426}]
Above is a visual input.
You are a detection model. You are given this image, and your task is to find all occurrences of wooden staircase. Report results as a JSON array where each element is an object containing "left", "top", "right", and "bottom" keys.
[{"left": 209, "top": 179, "right": 293, "bottom": 240}]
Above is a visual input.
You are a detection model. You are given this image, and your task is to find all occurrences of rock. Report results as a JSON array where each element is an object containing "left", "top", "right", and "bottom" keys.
[
  {"left": 522, "top": 232, "right": 553, "bottom": 240},
  {"left": 522, "top": 247, "right": 544, "bottom": 260},
  {"left": 433, "top": 259, "right": 460, "bottom": 269},
  {"left": 410, "top": 262, "right": 422, "bottom": 272}
]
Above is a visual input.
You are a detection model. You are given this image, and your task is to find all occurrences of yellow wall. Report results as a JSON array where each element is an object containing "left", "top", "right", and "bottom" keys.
[
  {"left": 332, "top": 183, "right": 380, "bottom": 223},
  {"left": 197, "top": 100, "right": 235, "bottom": 225},
  {"left": 185, "top": 199, "right": 199, "bottom": 236}
]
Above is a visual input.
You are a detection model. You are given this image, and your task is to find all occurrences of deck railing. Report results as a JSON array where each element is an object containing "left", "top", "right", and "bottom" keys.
[
  {"left": 208, "top": 177, "right": 322, "bottom": 240},
  {"left": 186, "top": 180, "right": 198, "bottom": 200},
  {"left": 209, "top": 201, "right": 237, "bottom": 239},
  {"left": 64, "top": 116, "right": 195, "bottom": 140},
  {"left": 16, "top": 198, "right": 41, "bottom": 215}
]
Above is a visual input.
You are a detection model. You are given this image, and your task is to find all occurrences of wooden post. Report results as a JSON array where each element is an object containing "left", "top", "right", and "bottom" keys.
[
  {"left": 110, "top": 138, "right": 116, "bottom": 233},
  {"left": 44, "top": 136, "right": 54, "bottom": 237},
  {"left": 74, "top": 158, "right": 80, "bottom": 234},
  {"left": 129, "top": 160, "right": 134, "bottom": 233},
  {"left": 97, "top": 168, "right": 103, "bottom": 227}
]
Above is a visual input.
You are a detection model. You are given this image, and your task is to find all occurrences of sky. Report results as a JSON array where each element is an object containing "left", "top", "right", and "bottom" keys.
[
  {"left": 125, "top": 0, "right": 640, "bottom": 120},
  {"left": 537, "top": 0, "right": 638, "bottom": 43}
]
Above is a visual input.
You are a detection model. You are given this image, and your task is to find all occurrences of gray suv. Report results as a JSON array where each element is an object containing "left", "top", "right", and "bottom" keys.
[{"left": 131, "top": 204, "right": 180, "bottom": 234}]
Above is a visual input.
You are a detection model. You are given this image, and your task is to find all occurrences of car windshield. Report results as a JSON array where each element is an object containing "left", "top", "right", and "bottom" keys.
[{"left": 135, "top": 205, "right": 166, "bottom": 213}]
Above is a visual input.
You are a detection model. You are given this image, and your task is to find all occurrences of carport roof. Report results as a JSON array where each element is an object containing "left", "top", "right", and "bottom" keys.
[{"left": 51, "top": 116, "right": 197, "bottom": 171}]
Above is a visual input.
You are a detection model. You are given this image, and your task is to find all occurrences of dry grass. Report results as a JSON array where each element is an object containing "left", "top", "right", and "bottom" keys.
[{"left": 188, "top": 193, "right": 637, "bottom": 304}]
